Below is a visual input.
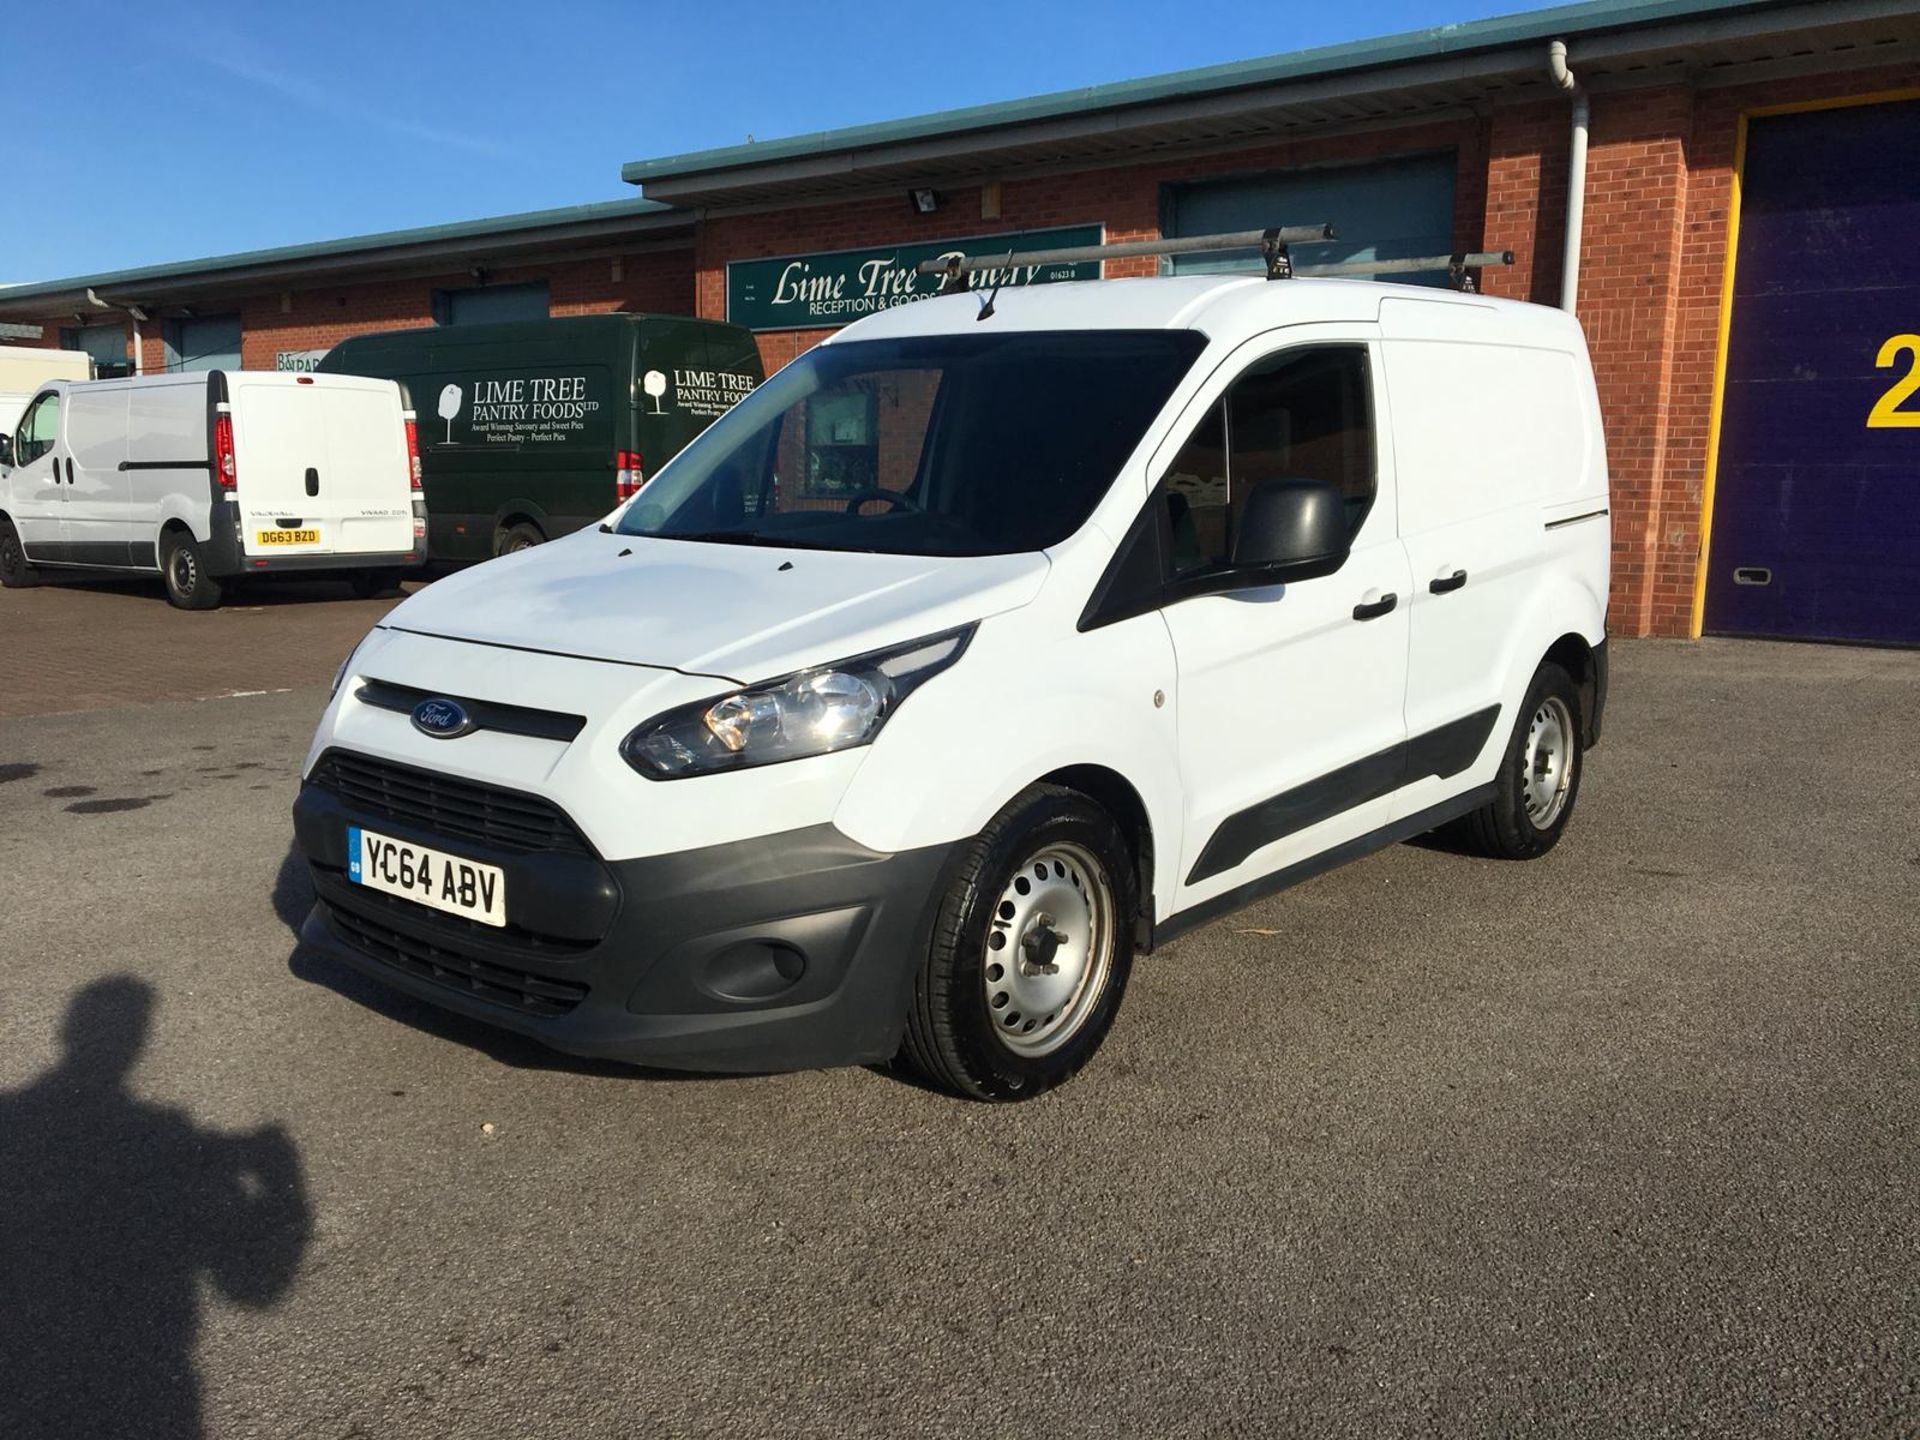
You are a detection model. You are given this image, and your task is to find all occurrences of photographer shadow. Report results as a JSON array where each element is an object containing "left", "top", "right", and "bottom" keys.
[{"left": 0, "top": 977, "right": 310, "bottom": 1440}]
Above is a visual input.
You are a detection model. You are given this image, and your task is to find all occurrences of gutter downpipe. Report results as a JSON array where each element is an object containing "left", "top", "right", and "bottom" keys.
[{"left": 1549, "top": 40, "right": 1588, "bottom": 315}]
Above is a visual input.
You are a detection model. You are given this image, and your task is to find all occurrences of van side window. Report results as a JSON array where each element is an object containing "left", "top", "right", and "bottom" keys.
[
  {"left": 16, "top": 392, "right": 59, "bottom": 466},
  {"left": 1161, "top": 345, "right": 1375, "bottom": 576}
]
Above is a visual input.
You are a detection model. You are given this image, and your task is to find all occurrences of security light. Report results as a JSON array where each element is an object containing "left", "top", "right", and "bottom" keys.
[{"left": 909, "top": 188, "right": 940, "bottom": 215}]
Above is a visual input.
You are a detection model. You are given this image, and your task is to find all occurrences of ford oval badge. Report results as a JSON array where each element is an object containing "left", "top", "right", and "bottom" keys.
[{"left": 411, "top": 698, "right": 474, "bottom": 739}]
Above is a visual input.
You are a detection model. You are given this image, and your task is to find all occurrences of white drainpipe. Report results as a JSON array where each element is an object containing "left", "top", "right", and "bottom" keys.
[{"left": 1549, "top": 40, "right": 1589, "bottom": 315}]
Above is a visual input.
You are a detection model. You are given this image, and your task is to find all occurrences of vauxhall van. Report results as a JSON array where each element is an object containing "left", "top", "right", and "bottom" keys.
[
  {"left": 292, "top": 270, "right": 1609, "bottom": 1101},
  {"left": 0, "top": 371, "right": 424, "bottom": 608},
  {"left": 318, "top": 314, "right": 763, "bottom": 563}
]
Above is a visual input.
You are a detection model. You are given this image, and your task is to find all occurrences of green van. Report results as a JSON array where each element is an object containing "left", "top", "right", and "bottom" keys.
[{"left": 318, "top": 314, "right": 763, "bottom": 563}]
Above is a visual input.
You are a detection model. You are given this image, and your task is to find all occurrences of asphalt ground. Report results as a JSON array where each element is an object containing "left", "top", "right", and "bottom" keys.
[
  {"left": 0, "top": 573, "right": 412, "bottom": 719},
  {"left": 0, "top": 610, "right": 1914, "bottom": 1437}
]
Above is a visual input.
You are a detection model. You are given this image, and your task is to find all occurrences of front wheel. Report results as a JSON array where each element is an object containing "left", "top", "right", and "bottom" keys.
[
  {"left": 496, "top": 522, "right": 544, "bottom": 556},
  {"left": 903, "top": 785, "right": 1137, "bottom": 1101},
  {"left": 0, "top": 519, "right": 39, "bottom": 589},
  {"left": 1446, "top": 661, "right": 1584, "bottom": 859},
  {"left": 161, "top": 532, "right": 223, "bottom": 610}
]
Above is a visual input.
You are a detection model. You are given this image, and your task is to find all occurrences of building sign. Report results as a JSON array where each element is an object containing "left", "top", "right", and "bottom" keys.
[
  {"left": 726, "top": 226, "right": 1103, "bottom": 332},
  {"left": 275, "top": 349, "right": 328, "bottom": 372}
]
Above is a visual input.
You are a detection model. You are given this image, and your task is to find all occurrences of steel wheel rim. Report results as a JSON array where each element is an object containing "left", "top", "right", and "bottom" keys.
[
  {"left": 1522, "top": 695, "right": 1576, "bottom": 829},
  {"left": 982, "top": 841, "right": 1115, "bottom": 1057},
  {"left": 170, "top": 547, "right": 196, "bottom": 594}
]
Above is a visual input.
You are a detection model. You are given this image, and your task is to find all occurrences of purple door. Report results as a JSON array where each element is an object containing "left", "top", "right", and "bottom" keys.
[{"left": 1703, "top": 98, "right": 1920, "bottom": 646}]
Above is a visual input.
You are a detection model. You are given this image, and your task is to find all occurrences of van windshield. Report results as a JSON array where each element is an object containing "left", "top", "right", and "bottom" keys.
[{"left": 615, "top": 330, "right": 1206, "bottom": 556}]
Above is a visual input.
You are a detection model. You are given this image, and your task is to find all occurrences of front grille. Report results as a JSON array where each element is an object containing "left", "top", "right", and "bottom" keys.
[
  {"left": 320, "top": 874, "right": 598, "bottom": 957},
  {"left": 327, "top": 904, "right": 589, "bottom": 1017},
  {"left": 310, "top": 750, "right": 591, "bottom": 856}
]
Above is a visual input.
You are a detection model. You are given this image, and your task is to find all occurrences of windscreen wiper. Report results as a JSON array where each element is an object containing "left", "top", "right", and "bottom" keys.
[{"left": 651, "top": 530, "right": 837, "bottom": 551}]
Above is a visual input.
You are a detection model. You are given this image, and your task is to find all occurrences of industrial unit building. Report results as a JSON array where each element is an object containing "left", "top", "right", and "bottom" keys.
[{"left": 3, "top": 0, "right": 1916, "bottom": 643}]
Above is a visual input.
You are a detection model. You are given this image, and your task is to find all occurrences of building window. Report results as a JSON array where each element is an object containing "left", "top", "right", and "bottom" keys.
[
  {"left": 431, "top": 282, "right": 550, "bottom": 326},
  {"left": 162, "top": 315, "right": 242, "bottom": 373},
  {"left": 1162, "top": 152, "right": 1458, "bottom": 285},
  {"left": 59, "top": 323, "right": 133, "bottom": 379}
]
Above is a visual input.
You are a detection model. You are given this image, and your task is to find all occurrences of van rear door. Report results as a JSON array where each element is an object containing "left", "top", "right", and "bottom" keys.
[
  {"left": 632, "top": 320, "right": 763, "bottom": 486},
  {"left": 314, "top": 376, "right": 413, "bottom": 556},
  {"left": 229, "top": 374, "right": 412, "bottom": 559}
]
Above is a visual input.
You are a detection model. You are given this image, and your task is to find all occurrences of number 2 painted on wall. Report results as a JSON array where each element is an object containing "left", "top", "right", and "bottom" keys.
[{"left": 1868, "top": 334, "right": 1920, "bottom": 428}]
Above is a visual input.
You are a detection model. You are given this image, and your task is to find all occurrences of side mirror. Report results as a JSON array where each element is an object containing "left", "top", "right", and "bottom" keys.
[
  {"left": 0, "top": 434, "right": 12, "bottom": 468},
  {"left": 1228, "top": 476, "right": 1349, "bottom": 582}
]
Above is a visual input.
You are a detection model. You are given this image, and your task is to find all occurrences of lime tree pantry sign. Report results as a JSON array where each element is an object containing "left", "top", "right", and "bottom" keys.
[
  {"left": 429, "top": 368, "right": 612, "bottom": 448},
  {"left": 727, "top": 226, "right": 1102, "bottom": 331}
]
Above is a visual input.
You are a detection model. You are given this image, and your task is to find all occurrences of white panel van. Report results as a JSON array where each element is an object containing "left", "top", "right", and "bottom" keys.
[
  {"left": 0, "top": 371, "right": 425, "bottom": 608},
  {"left": 292, "top": 270, "right": 1610, "bottom": 1100}
]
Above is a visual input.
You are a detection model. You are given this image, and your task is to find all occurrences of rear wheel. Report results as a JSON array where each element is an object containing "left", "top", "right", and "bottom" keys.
[
  {"left": 0, "top": 519, "right": 39, "bottom": 589},
  {"left": 496, "top": 522, "right": 544, "bottom": 556},
  {"left": 1445, "top": 661, "right": 1584, "bottom": 859},
  {"left": 904, "top": 785, "right": 1137, "bottom": 1101},
  {"left": 348, "top": 568, "right": 404, "bottom": 599},
  {"left": 161, "top": 531, "right": 223, "bottom": 610}
]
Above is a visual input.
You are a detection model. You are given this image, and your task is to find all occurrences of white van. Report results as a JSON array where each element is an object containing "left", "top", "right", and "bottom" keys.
[
  {"left": 0, "top": 371, "right": 425, "bottom": 608},
  {"left": 291, "top": 265, "right": 1610, "bottom": 1100}
]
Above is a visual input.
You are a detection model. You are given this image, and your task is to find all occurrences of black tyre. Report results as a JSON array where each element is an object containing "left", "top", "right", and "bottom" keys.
[
  {"left": 0, "top": 519, "right": 39, "bottom": 589},
  {"left": 1445, "top": 661, "right": 1584, "bottom": 860},
  {"left": 161, "top": 531, "right": 223, "bottom": 611},
  {"left": 904, "top": 784, "right": 1137, "bottom": 1101},
  {"left": 496, "top": 522, "right": 544, "bottom": 556},
  {"left": 348, "top": 568, "right": 404, "bottom": 599}
]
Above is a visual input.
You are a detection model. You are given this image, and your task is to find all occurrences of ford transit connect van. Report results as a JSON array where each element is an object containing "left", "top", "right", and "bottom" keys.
[
  {"left": 292, "top": 269, "right": 1609, "bottom": 1100},
  {"left": 318, "top": 314, "right": 762, "bottom": 563},
  {"left": 0, "top": 371, "right": 424, "bottom": 608}
]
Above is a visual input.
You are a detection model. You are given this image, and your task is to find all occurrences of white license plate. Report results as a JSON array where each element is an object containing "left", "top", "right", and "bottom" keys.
[{"left": 348, "top": 826, "right": 506, "bottom": 927}]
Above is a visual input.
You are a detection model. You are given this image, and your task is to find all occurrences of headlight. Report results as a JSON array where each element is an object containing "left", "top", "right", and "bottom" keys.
[
  {"left": 621, "top": 624, "right": 975, "bottom": 780},
  {"left": 331, "top": 635, "right": 369, "bottom": 697}
]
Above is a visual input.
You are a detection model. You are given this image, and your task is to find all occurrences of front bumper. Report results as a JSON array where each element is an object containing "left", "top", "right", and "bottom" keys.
[{"left": 292, "top": 772, "right": 959, "bottom": 1072}]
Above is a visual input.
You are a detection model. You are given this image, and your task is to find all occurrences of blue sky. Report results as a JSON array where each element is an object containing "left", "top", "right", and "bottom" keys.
[{"left": 9, "top": 0, "right": 1530, "bottom": 283}]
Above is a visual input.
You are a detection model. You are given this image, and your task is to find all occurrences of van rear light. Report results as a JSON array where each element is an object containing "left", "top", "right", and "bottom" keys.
[
  {"left": 404, "top": 415, "right": 423, "bottom": 490},
  {"left": 616, "top": 450, "right": 645, "bottom": 501},
  {"left": 213, "top": 412, "right": 238, "bottom": 490}
]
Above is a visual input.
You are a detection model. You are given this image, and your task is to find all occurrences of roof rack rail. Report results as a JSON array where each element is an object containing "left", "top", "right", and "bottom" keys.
[
  {"left": 1295, "top": 250, "right": 1516, "bottom": 293},
  {"left": 918, "top": 225, "right": 1335, "bottom": 289},
  {"left": 916, "top": 229, "right": 1514, "bottom": 294}
]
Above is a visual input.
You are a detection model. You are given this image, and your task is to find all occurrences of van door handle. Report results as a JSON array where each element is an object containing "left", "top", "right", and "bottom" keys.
[
  {"left": 64, "top": 458, "right": 75, "bottom": 485},
  {"left": 1352, "top": 591, "right": 1398, "bottom": 621},
  {"left": 1429, "top": 568, "right": 1468, "bottom": 594},
  {"left": 305, "top": 467, "right": 319, "bottom": 497}
]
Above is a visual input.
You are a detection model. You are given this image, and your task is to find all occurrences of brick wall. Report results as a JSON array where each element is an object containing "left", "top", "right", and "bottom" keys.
[
  {"left": 1484, "top": 63, "right": 1920, "bottom": 636},
  {"left": 10, "top": 249, "right": 693, "bottom": 375},
  {"left": 696, "top": 119, "right": 1487, "bottom": 373},
  {"left": 233, "top": 249, "right": 693, "bottom": 368},
  {"left": 13, "top": 58, "right": 1920, "bottom": 638}
]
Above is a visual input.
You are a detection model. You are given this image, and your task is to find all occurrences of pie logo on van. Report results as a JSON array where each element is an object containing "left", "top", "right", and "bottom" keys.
[{"left": 411, "top": 698, "right": 475, "bottom": 739}]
